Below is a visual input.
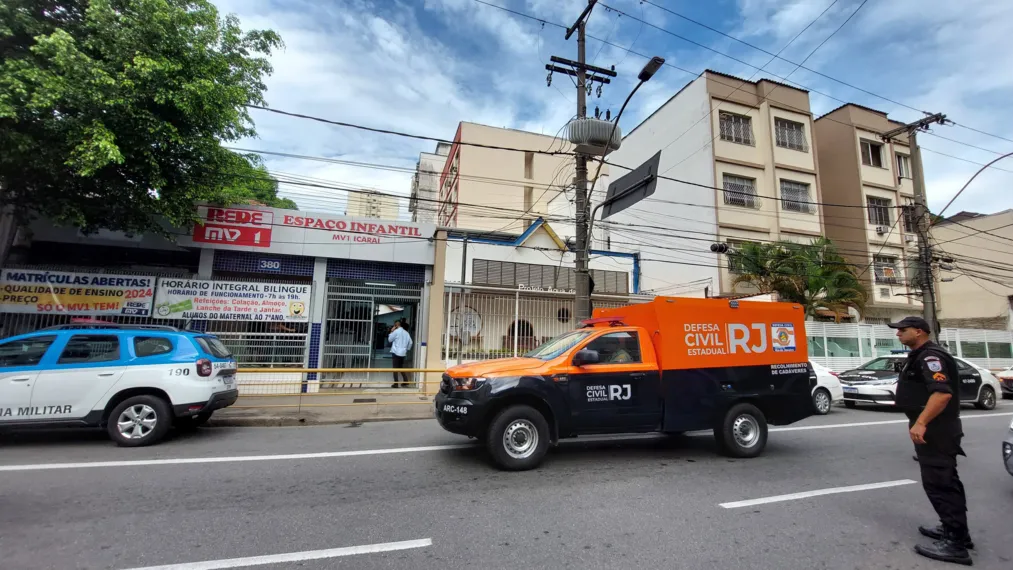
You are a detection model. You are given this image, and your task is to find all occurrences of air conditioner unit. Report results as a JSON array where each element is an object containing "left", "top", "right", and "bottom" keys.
[
  {"left": 904, "top": 234, "right": 915, "bottom": 243},
  {"left": 875, "top": 226, "right": 887, "bottom": 235}
]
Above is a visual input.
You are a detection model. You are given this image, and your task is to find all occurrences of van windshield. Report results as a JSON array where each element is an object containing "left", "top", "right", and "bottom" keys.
[{"left": 523, "top": 330, "right": 592, "bottom": 360}]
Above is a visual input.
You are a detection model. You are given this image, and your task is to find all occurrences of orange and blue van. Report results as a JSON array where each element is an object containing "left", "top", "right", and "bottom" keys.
[{"left": 434, "top": 296, "right": 816, "bottom": 470}]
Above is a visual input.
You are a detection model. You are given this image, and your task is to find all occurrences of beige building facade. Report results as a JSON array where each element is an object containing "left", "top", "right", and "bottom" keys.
[
  {"left": 932, "top": 210, "right": 1013, "bottom": 330},
  {"left": 437, "top": 122, "right": 599, "bottom": 235},
  {"left": 345, "top": 190, "right": 400, "bottom": 220},
  {"left": 814, "top": 104, "right": 923, "bottom": 323},
  {"left": 587, "top": 70, "right": 827, "bottom": 297}
]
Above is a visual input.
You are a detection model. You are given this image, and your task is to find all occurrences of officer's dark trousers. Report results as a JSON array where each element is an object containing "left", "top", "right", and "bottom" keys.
[{"left": 911, "top": 419, "right": 968, "bottom": 536}]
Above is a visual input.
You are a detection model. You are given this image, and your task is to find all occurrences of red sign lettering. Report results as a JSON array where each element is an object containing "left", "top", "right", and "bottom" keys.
[
  {"left": 192, "top": 223, "right": 272, "bottom": 248},
  {"left": 204, "top": 208, "right": 273, "bottom": 226}
]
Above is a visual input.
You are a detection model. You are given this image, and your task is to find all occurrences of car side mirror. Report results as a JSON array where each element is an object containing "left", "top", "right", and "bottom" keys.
[{"left": 573, "top": 349, "right": 599, "bottom": 367}]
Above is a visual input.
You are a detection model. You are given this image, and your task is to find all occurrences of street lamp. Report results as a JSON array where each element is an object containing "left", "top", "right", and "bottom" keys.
[{"left": 585, "top": 56, "right": 665, "bottom": 241}]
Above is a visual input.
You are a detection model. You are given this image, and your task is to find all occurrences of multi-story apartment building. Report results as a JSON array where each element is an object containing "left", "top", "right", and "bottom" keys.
[
  {"left": 932, "top": 209, "right": 1013, "bottom": 330},
  {"left": 437, "top": 122, "right": 592, "bottom": 235},
  {"left": 409, "top": 142, "right": 451, "bottom": 223},
  {"left": 814, "top": 104, "right": 923, "bottom": 323},
  {"left": 584, "top": 70, "right": 826, "bottom": 297},
  {"left": 345, "top": 189, "right": 400, "bottom": 220}
]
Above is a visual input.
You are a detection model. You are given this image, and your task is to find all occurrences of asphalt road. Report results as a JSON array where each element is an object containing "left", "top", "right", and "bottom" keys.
[{"left": 2, "top": 401, "right": 1012, "bottom": 570}]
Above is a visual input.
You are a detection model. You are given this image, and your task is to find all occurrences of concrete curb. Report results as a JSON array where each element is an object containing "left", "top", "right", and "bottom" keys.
[{"left": 208, "top": 410, "right": 436, "bottom": 428}]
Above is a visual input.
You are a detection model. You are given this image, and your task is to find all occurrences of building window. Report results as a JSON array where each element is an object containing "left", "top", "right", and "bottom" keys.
[
  {"left": 779, "top": 179, "right": 814, "bottom": 213},
  {"left": 774, "top": 118, "right": 808, "bottom": 151},
  {"left": 861, "top": 140, "right": 884, "bottom": 167},
  {"left": 867, "top": 196, "right": 892, "bottom": 226},
  {"left": 873, "top": 255, "right": 899, "bottom": 284},
  {"left": 719, "top": 112, "right": 754, "bottom": 145},
  {"left": 722, "top": 174, "right": 759, "bottom": 209},
  {"left": 472, "top": 259, "right": 629, "bottom": 294},
  {"left": 896, "top": 153, "right": 911, "bottom": 178},
  {"left": 901, "top": 198, "right": 917, "bottom": 233},
  {"left": 726, "top": 240, "right": 754, "bottom": 274}
]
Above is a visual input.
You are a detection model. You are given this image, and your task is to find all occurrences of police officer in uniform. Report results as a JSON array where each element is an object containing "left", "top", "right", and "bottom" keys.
[{"left": 888, "top": 316, "right": 973, "bottom": 566}]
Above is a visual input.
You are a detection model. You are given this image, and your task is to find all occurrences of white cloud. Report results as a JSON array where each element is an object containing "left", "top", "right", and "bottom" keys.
[{"left": 212, "top": 0, "right": 1012, "bottom": 222}]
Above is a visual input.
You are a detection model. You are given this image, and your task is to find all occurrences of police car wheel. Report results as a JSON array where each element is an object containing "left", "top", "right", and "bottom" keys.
[
  {"left": 812, "top": 388, "right": 832, "bottom": 415},
  {"left": 107, "top": 395, "right": 172, "bottom": 447},
  {"left": 715, "top": 403, "right": 768, "bottom": 458},
  {"left": 486, "top": 405, "right": 550, "bottom": 471},
  {"left": 974, "top": 386, "right": 996, "bottom": 410}
]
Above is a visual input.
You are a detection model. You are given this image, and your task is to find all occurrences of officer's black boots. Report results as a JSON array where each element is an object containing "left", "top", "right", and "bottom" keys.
[
  {"left": 919, "top": 524, "right": 975, "bottom": 549},
  {"left": 914, "top": 528, "right": 973, "bottom": 566}
]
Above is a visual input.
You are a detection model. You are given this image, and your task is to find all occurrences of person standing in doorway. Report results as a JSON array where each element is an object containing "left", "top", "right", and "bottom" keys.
[
  {"left": 889, "top": 316, "right": 973, "bottom": 566},
  {"left": 388, "top": 319, "right": 413, "bottom": 388}
]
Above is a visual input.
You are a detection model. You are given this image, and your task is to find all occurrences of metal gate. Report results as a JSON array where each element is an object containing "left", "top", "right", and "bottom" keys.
[{"left": 320, "top": 280, "right": 423, "bottom": 390}]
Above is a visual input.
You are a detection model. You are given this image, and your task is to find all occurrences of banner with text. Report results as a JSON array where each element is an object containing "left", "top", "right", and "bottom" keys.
[
  {"left": 152, "top": 278, "right": 311, "bottom": 322},
  {"left": 0, "top": 269, "right": 155, "bottom": 316}
]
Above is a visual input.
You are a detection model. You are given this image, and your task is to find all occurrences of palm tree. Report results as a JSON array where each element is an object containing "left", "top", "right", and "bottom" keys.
[{"left": 726, "top": 237, "right": 866, "bottom": 320}]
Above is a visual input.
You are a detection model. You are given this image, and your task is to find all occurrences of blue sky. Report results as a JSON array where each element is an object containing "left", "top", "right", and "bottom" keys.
[{"left": 215, "top": 0, "right": 1013, "bottom": 218}]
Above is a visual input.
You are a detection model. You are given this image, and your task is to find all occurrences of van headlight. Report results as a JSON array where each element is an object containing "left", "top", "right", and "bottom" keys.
[{"left": 453, "top": 377, "right": 487, "bottom": 391}]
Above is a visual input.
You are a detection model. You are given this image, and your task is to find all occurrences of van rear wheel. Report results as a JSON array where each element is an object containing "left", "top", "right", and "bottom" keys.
[
  {"left": 715, "top": 403, "right": 768, "bottom": 458},
  {"left": 486, "top": 404, "right": 550, "bottom": 471}
]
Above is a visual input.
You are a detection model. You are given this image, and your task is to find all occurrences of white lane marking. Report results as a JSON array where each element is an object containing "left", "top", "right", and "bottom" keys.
[
  {"left": 1, "top": 411, "right": 1010, "bottom": 473},
  {"left": 719, "top": 479, "right": 917, "bottom": 509},
  {"left": 0, "top": 445, "right": 471, "bottom": 472},
  {"left": 119, "top": 538, "right": 432, "bottom": 570}
]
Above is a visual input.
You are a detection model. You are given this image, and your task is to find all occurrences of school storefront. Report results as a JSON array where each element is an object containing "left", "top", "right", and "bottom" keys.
[{"left": 1, "top": 205, "right": 448, "bottom": 395}]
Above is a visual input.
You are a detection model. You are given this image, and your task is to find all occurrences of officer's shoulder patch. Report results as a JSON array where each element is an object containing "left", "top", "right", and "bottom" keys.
[
  {"left": 932, "top": 372, "right": 947, "bottom": 382},
  {"left": 923, "top": 355, "right": 943, "bottom": 372}
]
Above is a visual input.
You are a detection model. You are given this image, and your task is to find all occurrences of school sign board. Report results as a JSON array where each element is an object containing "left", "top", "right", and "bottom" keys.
[
  {"left": 0, "top": 269, "right": 155, "bottom": 316},
  {"left": 178, "top": 205, "right": 437, "bottom": 265},
  {"left": 152, "top": 278, "right": 311, "bottom": 322}
]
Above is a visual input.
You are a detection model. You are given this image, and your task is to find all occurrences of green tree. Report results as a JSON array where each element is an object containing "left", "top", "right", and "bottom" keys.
[
  {"left": 727, "top": 237, "right": 867, "bottom": 320},
  {"left": 224, "top": 156, "right": 297, "bottom": 210},
  {"left": 0, "top": 0, "right": 283, "bottom": 235}
]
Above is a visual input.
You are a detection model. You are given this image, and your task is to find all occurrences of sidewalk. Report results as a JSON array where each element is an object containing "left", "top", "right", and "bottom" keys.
[{"left": 211, "top": 393, "right": 437, "bottom": 427}]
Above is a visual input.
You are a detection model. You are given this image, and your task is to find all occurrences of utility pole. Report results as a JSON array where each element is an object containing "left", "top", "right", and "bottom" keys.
[
  {"left": 545, "top": 1, "right": 616, "bottom": 322},
  {"left": 881, "top": 113, "right": 947, "bottom": 341}
]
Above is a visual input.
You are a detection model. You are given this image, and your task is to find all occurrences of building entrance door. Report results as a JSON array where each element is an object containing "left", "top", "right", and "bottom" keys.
[{"left": 322, "top": 281, "right": 424, "bottom": 390}]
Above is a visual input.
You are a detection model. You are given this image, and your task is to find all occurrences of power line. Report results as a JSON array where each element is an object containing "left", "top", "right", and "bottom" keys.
[
  {"left": 467, "top": 0, "right": 1013, "bottom": 174},
  {"left": 245, "top": 105, "right": 575, "bottom": 157},
  {"left": 919, "top": 146, "right": 1013, "bottom": 174},
  {"left": 647, "top": 0, "right": 840, "bottom": 174}
]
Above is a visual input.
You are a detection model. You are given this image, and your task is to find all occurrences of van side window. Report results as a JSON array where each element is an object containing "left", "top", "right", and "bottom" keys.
[
  {"left": 134, "top": 337, "right": 173, "bottom": 357},
  {"left": 57, "top": 335, "right": 121, "bottom": 364},
  {"left": 0, "top": 336, "right": 57, "bottom": 367},
  {"left": 585, "top": 332, "right": 641, "bottom": 364}
]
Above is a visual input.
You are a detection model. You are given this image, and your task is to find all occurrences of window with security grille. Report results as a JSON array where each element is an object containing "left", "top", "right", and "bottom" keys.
[
  {"left": 902, "top": 199, "right": 917, "bottom": 233},
  {"left": 472, "top": 259, "right": 629, "bottom": 294},
  {"left": 719, "top": 112, "right": 754, "bottom": 145},
  {"left": 723, "top": 174, "right": 759, "bottom": 208},
  {"left": 726, "top": 240, "right": 755, "bottom": 274},
  {"left": 780, "top": 179, "right": 814, "bottom": 213},
  {"left": 867, "top": 197, "right": 892, "bottom": 226},
  {"left": 873, "top": 255, "right": 899, "bottom": 284},
  {"left": 774, "top": 118, "right": 808, "bottom": 151}
]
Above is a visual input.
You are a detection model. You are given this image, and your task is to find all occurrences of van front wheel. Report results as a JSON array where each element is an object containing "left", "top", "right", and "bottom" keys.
[
  {"left": 715, "top": 403, "right": 768, "bottom": 458},
  {"left": 486, "top": 404, "right": 550, "bottom": 471}
]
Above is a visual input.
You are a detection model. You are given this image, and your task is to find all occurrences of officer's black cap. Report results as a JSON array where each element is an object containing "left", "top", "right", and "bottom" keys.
[{"left": 887, "top": 316, "right": 931, "bottom": 333}]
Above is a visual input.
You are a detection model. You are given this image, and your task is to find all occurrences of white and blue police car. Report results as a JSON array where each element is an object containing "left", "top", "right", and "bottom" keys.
[{"left": 0, "top": 324, "right": 238, "bottom": 446}]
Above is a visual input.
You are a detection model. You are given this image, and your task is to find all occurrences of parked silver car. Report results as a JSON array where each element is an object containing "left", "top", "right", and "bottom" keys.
[{"left": 1004, "top": 417, "right": 1013, "bottom": 477}]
